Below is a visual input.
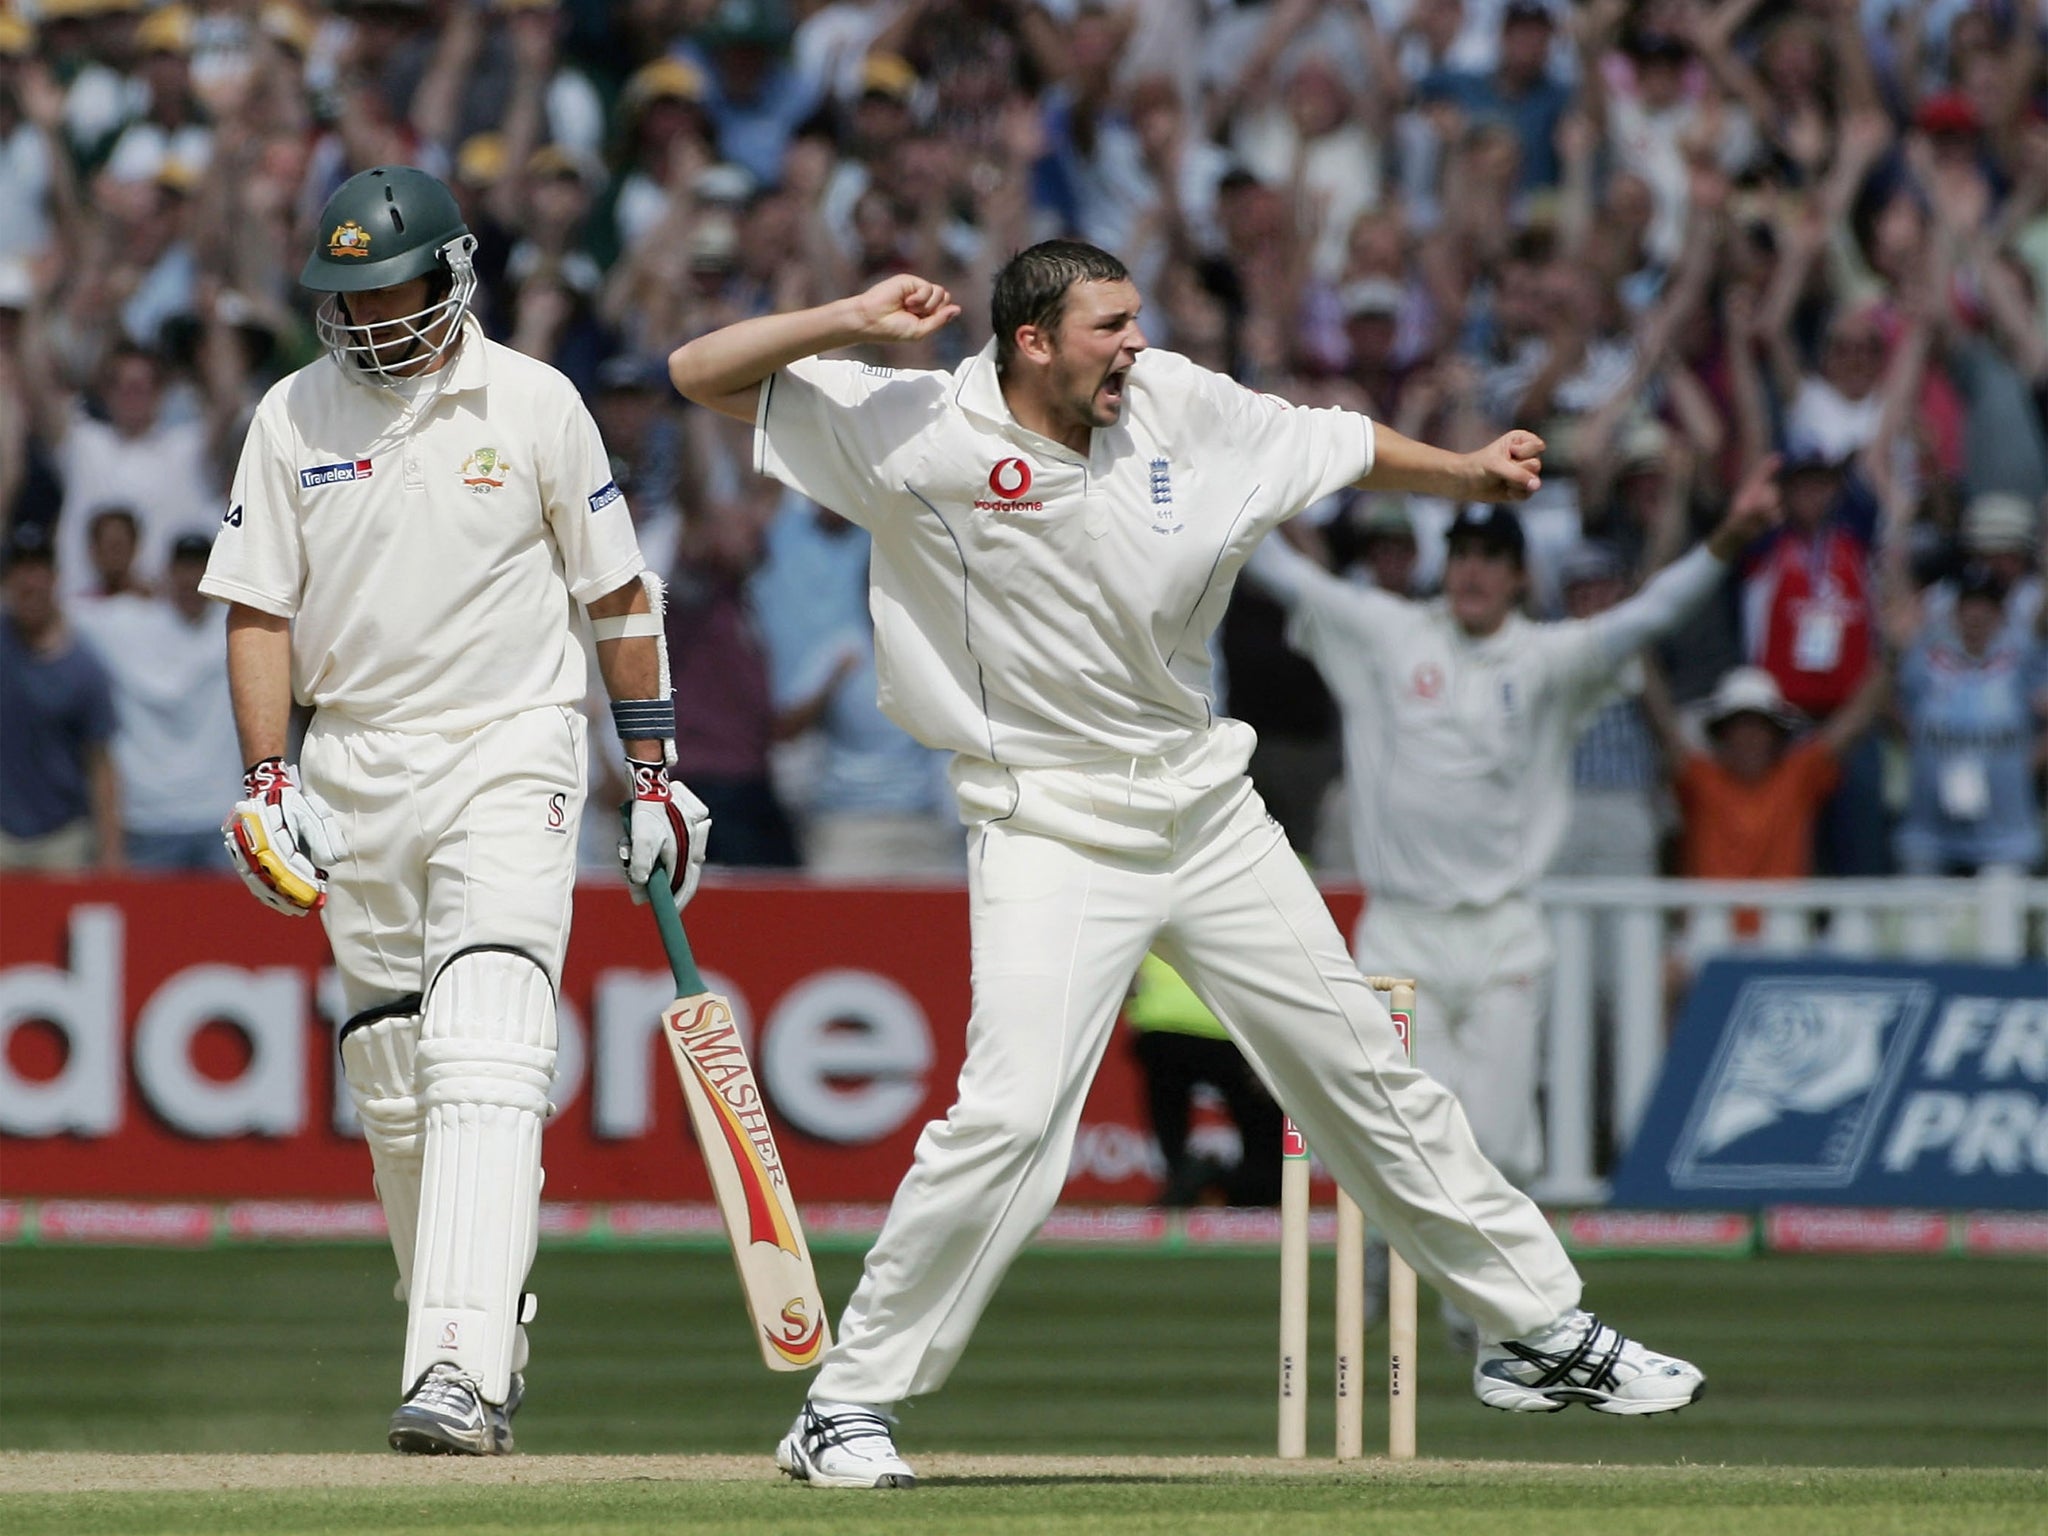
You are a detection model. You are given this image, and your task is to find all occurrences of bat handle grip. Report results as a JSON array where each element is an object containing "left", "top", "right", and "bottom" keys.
[{"left": 644, "top": 875, "right": 707, "bottom": 996}]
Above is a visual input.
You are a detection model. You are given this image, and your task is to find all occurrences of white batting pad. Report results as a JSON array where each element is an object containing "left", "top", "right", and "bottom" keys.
[
  {"left": 403, "top": 950, "right": 556, "bottom": 1404},
  {"left": 339, "top": 1011, "right": 423, "bottom": 1303}
]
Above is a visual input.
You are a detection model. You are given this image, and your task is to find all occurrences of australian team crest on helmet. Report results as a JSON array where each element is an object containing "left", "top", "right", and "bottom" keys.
[
  {"left": 460, "top": 447, "right": 506, "bottom": 492},
  {"left": 328, "top": 221, "right": 373, "bottom": 259}
]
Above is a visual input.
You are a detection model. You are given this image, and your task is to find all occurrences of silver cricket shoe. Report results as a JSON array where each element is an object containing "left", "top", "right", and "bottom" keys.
[
  {"left": 775, "top": 1400, "right": 918, "bottom": 1489},
  {"left": 388, "top": 1362, "right": 523, "bottom": 1455}
]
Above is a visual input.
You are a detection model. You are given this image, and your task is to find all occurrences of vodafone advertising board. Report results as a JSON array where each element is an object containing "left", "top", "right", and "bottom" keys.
[{"left": 0, "top": 877, "right": 1365, "bottom": 1204}]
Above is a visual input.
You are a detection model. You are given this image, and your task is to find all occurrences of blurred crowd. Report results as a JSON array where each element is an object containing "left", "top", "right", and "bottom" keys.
[{"left": 1, "top": 0, "right": 2044, "bottom": 883}]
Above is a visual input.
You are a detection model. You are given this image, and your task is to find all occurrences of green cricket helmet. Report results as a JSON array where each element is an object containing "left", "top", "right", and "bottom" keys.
[{"left": 303, "top": 165, "right": 479, "bottom": 384}]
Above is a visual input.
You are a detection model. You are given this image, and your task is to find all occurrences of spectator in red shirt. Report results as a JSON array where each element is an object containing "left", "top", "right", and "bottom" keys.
[{"left": 1739, "top": 441, "right": 1891, "bottom": 874}]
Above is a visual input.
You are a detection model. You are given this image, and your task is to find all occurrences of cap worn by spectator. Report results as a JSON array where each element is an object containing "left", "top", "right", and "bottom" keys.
[
  {"left": 169, "top": 532, "right": 213, "bottom": 564},
  {"left": 39, "top": 0, "right": 141, "bottom": 19},
  {"left": 1961, "top": 492, "right": 2039, "bottom": 555},
  {"left": 135, "top": 4, "right": 195, "bottom": 56},
  {"left": 1779, "top": 437, "right": 1844, "bottom": 479},
  {"left": 1703, "top": 666, "right": 1803, "bottom": 735},
  {"left": 860, "top": 51, "right": 918, "bottom": 105},
  {"left": 1619, "top": 418, "right": 1671, "bottom": 475},
  {"left": 1558, "top": 540, "right": 1628, "bottom": 591},
  {"left": 4, "top": 522, "right": 57, "bottom": 572},
  {"left": 1446, "top": 504, "right": 1526, "bottom": 566},
  {"left": 624, "top": 58, "right": 710, "bottom": 114},
  {"left": 694, "top": 162, "right": 755, "bottom": 205},
  {"left": 258, "top": 2, "right": 316, "bottom": 56},
  {"left": 1502, "top": 1, "right": 1556, "bottom": 28},
  {"left": 689, "top": 217, "right": 739, "bottom": 271},
  {"left": 457, "top": 133, "right": 510, "bottom": 188},
  {"left": 0, "top": 13, "right": 33, "bottom": 56},
  {"left": 527, "top": 143, "right": 598, "bottom": 188},
  {"left": 1339, "top": 278, "right": 1404, "bottom": 320},
  {"left": 1353, "top": 495, "right": 1414, "bottom": 545},
  {"left": 1955, "top": 563, "right": 2010, "bottom": 606},
  {"left": 701, "top": 0, "right": 789, "bottom": 50}
]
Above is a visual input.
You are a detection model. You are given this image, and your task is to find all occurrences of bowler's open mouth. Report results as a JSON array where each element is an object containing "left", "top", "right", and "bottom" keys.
[{"left": 1100, "top": 368, "right": 1128, "bottom": 407}]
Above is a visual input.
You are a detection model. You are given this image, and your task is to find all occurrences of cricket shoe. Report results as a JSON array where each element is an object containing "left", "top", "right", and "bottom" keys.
[
  {"left": 776, "top": 1400, "right": 918, "bottom": 1489},
  {"left": 388, "top": 1363, "right": 518, "bottom": 1455},
  {"left": 1474, "top": 1310, "right": 1704, "bottom": 1416}
]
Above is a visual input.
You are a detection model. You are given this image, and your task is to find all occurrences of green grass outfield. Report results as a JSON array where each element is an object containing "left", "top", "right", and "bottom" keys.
[{"left": 1, "top": 1245, "right": 2042, "bottom": 1533}]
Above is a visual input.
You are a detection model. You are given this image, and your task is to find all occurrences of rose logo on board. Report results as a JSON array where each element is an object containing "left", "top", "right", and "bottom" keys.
[{"left": 988, "top": 458, "right": 1033, "bottom": 500}]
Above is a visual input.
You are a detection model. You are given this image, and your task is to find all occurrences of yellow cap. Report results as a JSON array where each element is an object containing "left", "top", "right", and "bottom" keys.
[
  {"left": 623, "top": 56, "right": 707, "bottom": 110},
  {"left": 257, "top": 1, "right": 315, "bottom": 54},
  {"left": 39, "top": 0, "right": 141, "bottom": 18},
  {"left": 134, "top": 3, "right": 194, "bottom": 54},
  {"left": 526, "top": 142, "right": 583, "bottom": 180},
  {"left": 456, "top": 131, "right": 508, "bottom": 187},
  {"left": 858, "top": 50, "right": 917, "bottom": 103},
  {"left": 156, "top": 155, "right": 201, "bottom": 192},
  {"left": 0, "top": 13, "right": 34, "bottom": 54}
]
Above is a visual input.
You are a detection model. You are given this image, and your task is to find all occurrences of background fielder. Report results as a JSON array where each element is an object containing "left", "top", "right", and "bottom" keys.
[
  {"left": 203, "top": 166, "right": 707, "bottom": 1456},
  {"left": 670, "top": 241, "right": 1708, "bottom": 1491}
]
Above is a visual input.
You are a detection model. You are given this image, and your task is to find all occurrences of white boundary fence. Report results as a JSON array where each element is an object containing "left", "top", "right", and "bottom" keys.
[{"left": 1530, "top": 871, "right": 2048, "bottom": 1204}]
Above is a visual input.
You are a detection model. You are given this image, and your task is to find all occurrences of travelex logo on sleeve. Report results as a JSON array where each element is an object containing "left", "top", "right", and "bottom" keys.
[
  {"left": 298, "top": 458, "right": 373, "bottom": 490},
  {"left": 588, "top": 480, "right": 622, "bottom": 514},
  {"left": 1611, "top": 960, "right": 2048, "bottom": 1208}
]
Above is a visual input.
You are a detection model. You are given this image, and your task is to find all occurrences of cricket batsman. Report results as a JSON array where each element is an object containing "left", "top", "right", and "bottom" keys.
[
  {"left": 668, "top": 241, "right": 1707, "bottom": 1489},
  {"left": 203, "top": 166, "right": 709, "bottom": 1454}
]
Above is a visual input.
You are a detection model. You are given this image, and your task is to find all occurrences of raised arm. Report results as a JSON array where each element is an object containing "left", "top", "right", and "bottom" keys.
[
  {"left": 1580, "top": 454, "right": 1784, "bottom": 667},
  {"left": 1357, "top": 424, "right": 1544, "bottom": 502},
  {"left": 1817, "top": 653, "right": 1889, "bottom": 760},
  {"left": 666, "top": 274, "right": 960, "bottom": 423}
]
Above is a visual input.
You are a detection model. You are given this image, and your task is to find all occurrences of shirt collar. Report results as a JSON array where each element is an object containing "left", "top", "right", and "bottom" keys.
[
  {"left": 951, "top": 340, "right": 1087, "bottom": 464},
  {"left": 439, "top": 314, "right": 490, "bottom": 396}
]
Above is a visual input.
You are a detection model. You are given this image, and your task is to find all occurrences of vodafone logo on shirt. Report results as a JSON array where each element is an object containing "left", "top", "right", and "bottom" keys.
[{"left": 975, "top": 457, "right": 1043, "bottom": 511}]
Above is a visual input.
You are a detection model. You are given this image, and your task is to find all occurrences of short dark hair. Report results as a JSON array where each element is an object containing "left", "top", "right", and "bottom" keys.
[{"left": 990, "top": 240, "right": 1130, "bottom": 370}]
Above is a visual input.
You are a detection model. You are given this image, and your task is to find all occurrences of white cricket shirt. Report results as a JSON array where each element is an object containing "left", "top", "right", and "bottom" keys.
[
  {"left": 1250, "top": 538, "right": 1727, "bottom": 909},
  {"left": 755, "top": 343, "right": 1373, "bottom": 769},
  {"left": 72, "top": 594, "right": 241, "bottom": 834},
  {"left": 201, "top": 319, "right": 645, "bottom": 733}
]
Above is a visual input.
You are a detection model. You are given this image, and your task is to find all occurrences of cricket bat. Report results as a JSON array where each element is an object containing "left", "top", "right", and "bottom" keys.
[{"left": 644, "top": 877, "right": 831, "bottom": 1371}]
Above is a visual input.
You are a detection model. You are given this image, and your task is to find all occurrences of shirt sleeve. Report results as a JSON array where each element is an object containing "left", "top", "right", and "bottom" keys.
[
  {"left": 1539, "top": 545, "right": 1731, "bottom": 714},
  {"left": 199, "top": 397, "right": 304, "bottom": 618},
  {"left": 1175, "top": 357, "right": 1374, "bottom": 528},
  {"left": 1243, "top": 533, "right": 1410, "bottom": 677},
  {"left": 754, "top": 357, "right": 948, "bottom": 530},
  {"left": 541, "top": 385, "right": 645, "bottom": 604}
]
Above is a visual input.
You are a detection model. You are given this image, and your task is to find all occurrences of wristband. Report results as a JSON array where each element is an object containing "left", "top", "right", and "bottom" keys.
[{"left": 611, "top": 697, "right": 676, "bottom": 741}]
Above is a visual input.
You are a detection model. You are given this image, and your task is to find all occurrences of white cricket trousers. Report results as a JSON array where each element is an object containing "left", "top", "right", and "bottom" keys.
[
  {"left": 1352, "top": 896, "right": 1553, "bottom": 1188},
  {"left": 811, "top": 754, "right": 1581, "bottom": 1407},
  {"left": 303, "top": 705, "right": 588, "bottom": 1013}
]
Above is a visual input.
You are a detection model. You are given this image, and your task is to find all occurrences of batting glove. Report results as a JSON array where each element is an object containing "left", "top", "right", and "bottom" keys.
[
  {"left": 620, "top": 761, "right": 711, "bottom": 910},
  {"left": 223, "top": 758, "right": 347, "bottom": 917}
]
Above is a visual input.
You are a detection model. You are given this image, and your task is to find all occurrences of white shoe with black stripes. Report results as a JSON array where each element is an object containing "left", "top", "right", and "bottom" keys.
[
  {"left": 775, "top": 1400, "right": 918, "bottom": 1488},
  {"left": 1474, "top": 1310, "right": 1705, "bottom": 1416},
  {"left": 388, "top": 1362, "right": 519, "bottom": 1455}
]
